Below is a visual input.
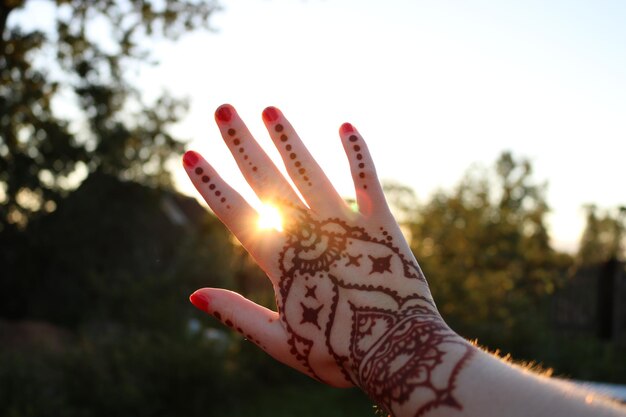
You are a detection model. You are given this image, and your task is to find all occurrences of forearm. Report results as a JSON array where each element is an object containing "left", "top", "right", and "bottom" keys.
[
  {"left": 353, "top": 323, "right": 626, "bottom": 417},
  {"left": 450, "top": 347, "right": 625, "bottom": 417}
]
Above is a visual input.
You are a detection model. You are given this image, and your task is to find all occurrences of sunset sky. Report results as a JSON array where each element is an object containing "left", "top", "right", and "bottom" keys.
[{"left": 19, "top": 0, "right": 626, "bottom": 252}]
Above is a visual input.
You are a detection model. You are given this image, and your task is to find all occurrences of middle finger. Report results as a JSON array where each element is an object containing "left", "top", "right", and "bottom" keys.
[{"left": 214, "top": 104, "right": 306, "bottom": 210}]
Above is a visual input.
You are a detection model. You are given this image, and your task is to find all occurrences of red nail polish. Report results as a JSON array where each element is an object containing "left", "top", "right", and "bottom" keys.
[
  {"left": 189, "top": 291, "right": 209, "bottom": 311},
  {"left": 183, "top": 150, "right": 199, "bottom": 168},
  {"left": 215, "top": 105, "right": 233, "bottom": 123},
  {"left": 262, "top": 106, "right": 280, "bottom": 123},
  {"left": 340, "top": 123, "right": 355, "bottom": 135}
]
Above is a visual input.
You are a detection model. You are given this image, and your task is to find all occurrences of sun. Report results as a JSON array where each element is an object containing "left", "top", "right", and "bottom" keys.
[{"left": 257, "top": 203, "right": 283, "bottom": 232}]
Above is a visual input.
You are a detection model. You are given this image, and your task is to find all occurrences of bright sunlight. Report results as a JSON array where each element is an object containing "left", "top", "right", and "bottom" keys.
[{"left": 257, "top": 203, "right": 283, "bottom": 232}]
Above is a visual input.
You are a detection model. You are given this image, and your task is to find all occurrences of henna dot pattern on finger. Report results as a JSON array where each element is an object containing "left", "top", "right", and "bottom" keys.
[
  {"left": 273, "top": 124, "right": 312, "bottom": 186},
  {"left": 190, "top": 166, "right": 231, "bottom": 209},
  {"left": 225, "top": 128, "right": 259, "bottom": 173},
  {"left": 348, "top": 134, "right": 368, "bottom": 189}
]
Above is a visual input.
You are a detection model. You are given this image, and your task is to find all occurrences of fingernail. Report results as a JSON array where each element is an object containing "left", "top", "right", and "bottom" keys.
[
  {"left": 189, "top": 291, "right": 209, "bottom": 311},
  {"left": 183, "top": 150, "right": 199, "bottom": 168},
  {"left": 340, "top": 122, "right": 355, "bottom": 135},
  {"left": 262, "top": 106, "right": 280, "bottom": 123},
  {"left": 215, "top": 105, "right": 233, "bottom": 123}
]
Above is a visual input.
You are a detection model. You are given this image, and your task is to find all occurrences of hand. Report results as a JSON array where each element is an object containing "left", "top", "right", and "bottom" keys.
[{"left": 183, "top": 104, "right": 474, "bottom": 415}]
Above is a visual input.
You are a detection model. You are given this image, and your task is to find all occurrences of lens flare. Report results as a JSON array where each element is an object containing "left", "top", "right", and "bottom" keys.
[{"left": 257, "top": 204, "right": 283, "bottom": 232}]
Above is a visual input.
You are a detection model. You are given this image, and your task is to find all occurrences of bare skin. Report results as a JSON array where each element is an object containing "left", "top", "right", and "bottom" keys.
[{"left": 183, "top": 104, "right": 626, "bottom": 417}]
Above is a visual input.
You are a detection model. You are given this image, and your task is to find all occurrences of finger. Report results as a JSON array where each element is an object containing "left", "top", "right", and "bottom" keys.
[
  {"left": 214, "top": 104, "right": 306, "bottom": 209},
  {"left": 262, "top": 106, "right": 347, "bottom": 216},
  {"left": 189, "top": 288, "right": 315, "bottom": 378},
  {"left": 339, "top": 123, "right": 391, "bottom": 218},
  {"left": 182, "top": 150, "right": 281, "bottom": 261}
]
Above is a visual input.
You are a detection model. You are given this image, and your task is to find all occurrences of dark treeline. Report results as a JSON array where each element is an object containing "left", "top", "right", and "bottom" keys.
[{"left": 1, "top": 1, "right": 625, "bottom": 416}]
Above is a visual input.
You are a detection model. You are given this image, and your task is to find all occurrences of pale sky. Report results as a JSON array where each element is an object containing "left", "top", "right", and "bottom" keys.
[{"left": 18, "top": 0, "right": 626, "bottom": 252}]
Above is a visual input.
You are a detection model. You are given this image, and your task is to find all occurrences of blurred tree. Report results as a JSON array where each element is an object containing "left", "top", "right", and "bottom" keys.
[
  {"left": 382, "top": 180, "right": 419, "bottom": 245},
  {"left": 407, "top": 152, "right": 572, "bottom": 348},
  {"left": 382, "top": 180, "right": 419, "bottom": 225},
  {"left": 0, "top": 0, "right": 219, "bottom": 230},
  {"left": 577, "top": 204, "right": 626, "bottom": 265},
  {"left": 0, "top": 171, "right": 235, "bottom": 327}
]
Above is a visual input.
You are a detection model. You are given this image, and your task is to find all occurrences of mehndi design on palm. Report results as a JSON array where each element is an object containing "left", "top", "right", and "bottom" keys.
[{"left": 183, "top": 104, "right": 473, "bottom": 416}]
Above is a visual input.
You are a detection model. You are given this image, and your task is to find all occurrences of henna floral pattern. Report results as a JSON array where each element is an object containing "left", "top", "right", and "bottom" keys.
[
  {"left": 276, "top": 206, "right": 474, "bottom": 416},
  {"left": 356, "top": 306, "right": 473, "bottom": 415},
  {"left": 185, "top": 107, "right": 476, "bottom": 417}
]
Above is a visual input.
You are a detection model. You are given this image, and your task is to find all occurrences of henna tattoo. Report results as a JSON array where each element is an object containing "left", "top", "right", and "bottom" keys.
[
  {"left": 369, "top": 254, "right": 393, "bottom": 274},
  {"left": 190, "top": 166, "right": 231, "bottom": 209},
  {"left": 226, "top": 128, "right": 259, "bottom": 172},
  {"left": 275, "top": 206, "right": 474, "bottom": 415},
  {"left": 345, "top": 253, "right": 362, "bottom": 267},
  {"left": 190, "top": 114, "right": 474, "bottom": 415},
  {"left": 305, "top": 285, "right": 318, "bottom": 299},
  {"left": 300, "top": 303, "right": 323, "bottom": 329},
  {"left": 380, "top": 227, "right": 394, "bottom": 242},
  {"left": 356, "top": 305, "right": 473, "bottom": 416},
  {"left": 274, "top": 124, "right": 312, "bottom": 186},
  {"left": 348, "top": 134, "right": 368, "bottom": 189}
]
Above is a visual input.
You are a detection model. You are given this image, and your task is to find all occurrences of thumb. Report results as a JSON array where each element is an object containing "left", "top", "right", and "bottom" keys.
[{"left": 189, "top": 288, "right": 313, "bottom": 377}]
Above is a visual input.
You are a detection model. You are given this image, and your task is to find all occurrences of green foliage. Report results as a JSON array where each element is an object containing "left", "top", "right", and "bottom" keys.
[
  {"left": 529, "top": 330, "right": 626, "bottom": 383},
  {"left": 0, "top": 173, "right": 342, "bottom": 415},
  {"left": 231, "top": 379, "right": 373, "bottom": 417},
  {"left": 0, "top": 0, "right": 219, "bottom": 230},
  {"left": 0, "top": 170, "right": 376, "bottom": 415},
  {"left": 0, "top": 26, "right": 83, "bottom": 228},
  {"left": 577, "top": 205, "right": 626, "bottom": 265},
  {"left": 0, "top": 172, "right": 234, "bottom": 328},
  {"left": 0, "top": 332, "right": 238, "bottom": 417},
  {"left": 406, "top": 152, "right": 573, "bottom": 349},
  {"left": 0, "top": 337, "right": 373, "bottom": 417},
  {"left": 390, "top": 152, "right": 626, "bottom": 380}
]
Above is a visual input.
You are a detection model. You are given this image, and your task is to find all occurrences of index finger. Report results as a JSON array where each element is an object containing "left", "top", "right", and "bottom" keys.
[{"left": 182, "top": 150, "right": 283, "bottom": 262}]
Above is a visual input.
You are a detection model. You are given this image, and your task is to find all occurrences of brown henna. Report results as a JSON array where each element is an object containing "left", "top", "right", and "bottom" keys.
[
  {"left": 225, "top": 128, "right": 259, "bottom": 173},
  {"left": 275, "top": 126, "right": 312, "bottom": 186},
  {"left": 300, "top": 303, "right": 323, "bottom": 329},
  {"left": 192, "top": 167, "right": 230, "bottom": 209},
  {"left": 355, "top": 305, "right": 474, "bottom": 416},
  {"left": 368, "top": 254, "right": 393, "bottom": 274},
  {"left": 345, "top": 254, "right": 362, "bottom": 267},
  {"left": 305, "top": 285, "right": 318, "bottom": 299},
  {"left": 276, "top": 205, "right": 474, "bottom": 415},
  {"left": 190, "top": 113, "right": 474, "bottom": 416},
  {"left": 348, "top": 134, "right": 369, "bottom": 189},
  {"left": 193, "top": 119, "right": 473, "bottom": 414}
]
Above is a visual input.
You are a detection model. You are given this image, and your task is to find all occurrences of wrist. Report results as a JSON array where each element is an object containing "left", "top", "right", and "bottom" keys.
[{"left": 349, "top": 309, "right": 475, "bottom": 416}]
